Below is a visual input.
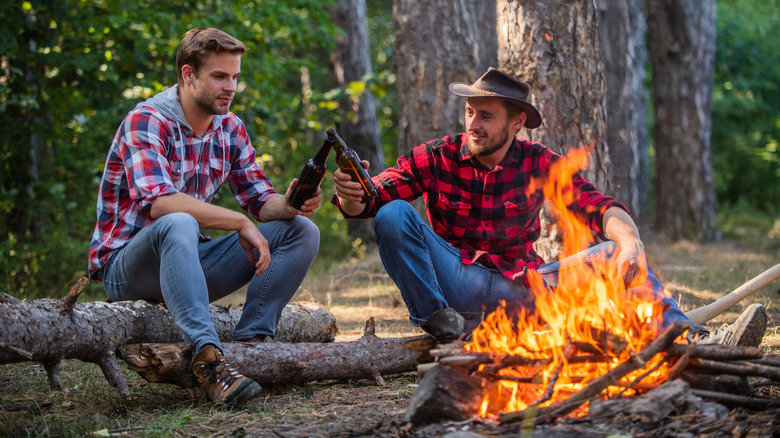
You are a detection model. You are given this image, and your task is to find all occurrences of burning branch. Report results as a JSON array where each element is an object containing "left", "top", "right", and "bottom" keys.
[{"left": 499, "top": 319, "right": 691, "bottom": 424}]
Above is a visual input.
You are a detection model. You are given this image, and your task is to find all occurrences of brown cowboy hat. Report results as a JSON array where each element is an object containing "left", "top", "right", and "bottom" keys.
[{"left": 449, "top": 67, "right": 542, "bottom": 129}]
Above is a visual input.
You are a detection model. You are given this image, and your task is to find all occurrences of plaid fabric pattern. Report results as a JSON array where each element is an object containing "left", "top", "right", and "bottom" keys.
[
  {"left": 88, "top": 107, "right": 276, "bottom": 279},
  {"left": 335, "top": 133, "right": 626, "bottom": 282}
]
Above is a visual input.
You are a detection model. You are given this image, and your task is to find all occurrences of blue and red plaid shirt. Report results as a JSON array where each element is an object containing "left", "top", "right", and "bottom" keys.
[
  {"left": 334, "top": 133, "right": 626, "bottom": 282},
  {"left": 88, "top": 104, "right": 276, "bottom": 279}
]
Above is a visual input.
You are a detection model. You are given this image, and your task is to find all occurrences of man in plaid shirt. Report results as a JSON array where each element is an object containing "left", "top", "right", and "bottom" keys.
[
  {"left": 333, "top": 68, "right": 736, "bottom": 344},
  {"left": 89, "top": 28, "right": 321, "bottom": 405}
]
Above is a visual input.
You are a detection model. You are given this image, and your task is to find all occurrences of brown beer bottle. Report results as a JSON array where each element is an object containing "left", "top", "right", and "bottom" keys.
[
  {"left": 328, "top": 128, "right": 378, "bottom": 202},
  {"left": 287, "top": 133, "right": 334, "bottom": 209}
]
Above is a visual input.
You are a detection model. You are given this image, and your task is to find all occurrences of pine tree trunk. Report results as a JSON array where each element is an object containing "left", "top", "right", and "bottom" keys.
[
  {"left": 474, "top": 0, "right": 498, "bottom": 73},
  {"left": 393, "top": 0, "right": 480, "bottom": 219},
  {"left": 497, "top": 0, "right": 609, "bottom": 261},
  {"left": 647, "top": 0, "right": 718, "bottom": 241},
  {"left": 597, "top": 0, "right": 650, "bottom": 226},
  {"left": 331, "top": 0, "right": 384, "bottom": 245}
]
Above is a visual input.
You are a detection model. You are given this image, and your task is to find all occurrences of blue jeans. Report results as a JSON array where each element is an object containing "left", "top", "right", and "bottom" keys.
[
  {"left": 374, "top": 200, "right": 690, "bottom": 328},
  {"left": 102, "top": 212, "right": 319, "bottom": 353}
]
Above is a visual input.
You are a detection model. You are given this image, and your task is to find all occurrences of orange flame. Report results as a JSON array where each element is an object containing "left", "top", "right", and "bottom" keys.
[{"left": 467, "top": 145, "right": 672, "bottom": 418}]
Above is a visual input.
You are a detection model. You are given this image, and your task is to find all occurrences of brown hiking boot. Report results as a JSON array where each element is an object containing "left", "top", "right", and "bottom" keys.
[
  {"left": 240, "top": 334, "right": 274, "bottom": 343},
  {"left": 192, "top": 344, "right": 262, "bottom": 406},
  {"left": 699, "top": 303, "right": 768, "bottom": 347}
]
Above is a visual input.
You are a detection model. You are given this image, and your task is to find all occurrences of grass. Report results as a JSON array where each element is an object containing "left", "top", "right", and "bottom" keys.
[{"left": 1, "top": 228, "right": 779, "bottom": 436}]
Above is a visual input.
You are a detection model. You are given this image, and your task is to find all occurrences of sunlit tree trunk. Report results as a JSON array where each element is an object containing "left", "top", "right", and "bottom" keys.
[
  {"left": 596, "top": 0, "right": 650, "bottom": 226},
  {"left": 331, "top": 0, "right": 385, "bottom": 245},
  {"left": 647, "top": 0, "right": 717, "bottom": 241},
  {"left": 393, "top": 0, "right": 480, "bottom": 219},
  {"left": 497, "top": 0, "right": 609, "bottom": 261}
]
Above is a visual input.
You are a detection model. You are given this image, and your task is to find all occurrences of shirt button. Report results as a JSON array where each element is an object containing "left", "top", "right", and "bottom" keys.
[{"left": 485, "top": 196, "right": 490, "bottom": 201}]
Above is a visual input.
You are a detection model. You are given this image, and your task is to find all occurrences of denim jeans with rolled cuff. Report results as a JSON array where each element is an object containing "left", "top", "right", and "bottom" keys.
[
  {"left": 102, "top": 212, "right": 319, "bottom": 354},
  {"left": 374, "top": 200, "right": 694, "bottom": 330}
]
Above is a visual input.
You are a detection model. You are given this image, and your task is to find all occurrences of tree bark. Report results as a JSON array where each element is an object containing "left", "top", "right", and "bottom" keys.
[
  {"left": 596, "top": 0, "right": 650, "bottom": 226},
  {"left": 393, "top": 0, "right": 480, "bottom": 219},
  {"left": 474, "top": 0, "right": 498, "bottom": 74},
  {"left": 118, "top": 318, "right": 436, "bottom": 390},
  {"left": 647, "top": 0, "right": 718, "bottom": 241},
  {"left": 0, "top": 281, "right": 337, "bottom": 395},
  {"left": 331, "top": 0, "right": 384, "bottom": 245},
  {"left": 497, "top": 0, "right": 610, "bottom": 262}
]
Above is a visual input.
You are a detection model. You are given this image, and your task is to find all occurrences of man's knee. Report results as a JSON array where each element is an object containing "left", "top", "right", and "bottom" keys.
[
  {"left": 374, "top": 200, "right": 418, "bottom": 240},
  {"left": 275, "top": 216, "right": 320, "bottom": 254},
  {"left": 152, "top": 212, "right": 200, "bottom": 242}
]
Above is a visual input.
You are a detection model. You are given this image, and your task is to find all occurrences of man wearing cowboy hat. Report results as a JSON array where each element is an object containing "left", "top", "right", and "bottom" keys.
[{"left": 332, "top": 67, "right": 766, "bottom": 345}]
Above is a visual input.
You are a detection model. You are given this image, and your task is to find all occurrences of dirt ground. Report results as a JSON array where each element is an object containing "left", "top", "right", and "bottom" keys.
[{"left": 1, "top": 239, "right": 779, "bottom": 437}]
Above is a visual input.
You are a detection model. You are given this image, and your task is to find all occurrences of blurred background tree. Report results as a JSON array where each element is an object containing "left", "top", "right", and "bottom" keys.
[{"left": 0, "top": 0, "right": 777, "bottom": 299}]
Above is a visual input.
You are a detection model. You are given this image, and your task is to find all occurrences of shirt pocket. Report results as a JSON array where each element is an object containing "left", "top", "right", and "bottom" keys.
[
  {"left": 203, "top": 155, "right": 229, "bottom": 200},
  {"left": 434, "top": 193, "right": 474, "bottom": 238},
  {"left": 502, "top": 193, "right": 541, "bottom": 238},
  {"left": 169, "top": 156, "right": 196, "bottom": 192}
]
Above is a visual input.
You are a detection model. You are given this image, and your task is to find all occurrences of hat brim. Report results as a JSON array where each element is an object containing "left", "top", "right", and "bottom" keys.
[{"left": 450, "top": 82, "right": 542, "bottom": 129}]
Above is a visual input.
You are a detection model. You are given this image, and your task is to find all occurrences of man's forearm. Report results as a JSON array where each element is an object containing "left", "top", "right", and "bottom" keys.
[
  {"left": 337, "top": 196, "right": 367, "bottom": 217},
  {"left": 150, "top": 192, "right": 252, "bottom": 231},
  {"left": 256, "top": 193, "right": 299, "bottom": 222},
  {"left": 603, "top": 207, "right": 642, "bottom": 246}
]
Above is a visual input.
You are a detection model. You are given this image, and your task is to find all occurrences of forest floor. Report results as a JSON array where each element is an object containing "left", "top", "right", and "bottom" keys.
[{"left": 1, "top": 235, "right": 779, "bottom": 437}]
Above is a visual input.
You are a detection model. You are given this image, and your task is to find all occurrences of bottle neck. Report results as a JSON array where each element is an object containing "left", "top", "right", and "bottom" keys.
[
  {"left": 313, "top": 135, "right": 333, "bottom": 164},
  {"left": 327, "top": 128, "right": 348, "bottom": 154}
]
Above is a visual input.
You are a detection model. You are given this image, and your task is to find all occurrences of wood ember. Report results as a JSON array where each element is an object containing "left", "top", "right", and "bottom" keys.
[
  {"left": 586, "top": 379, "right": 728, "bottom": 423},
  {"left": 119, "top": 318, "right": 436, "bottom": 389},
  {"left": 0, "top": 278, "right": 337, "bottom": 395}
]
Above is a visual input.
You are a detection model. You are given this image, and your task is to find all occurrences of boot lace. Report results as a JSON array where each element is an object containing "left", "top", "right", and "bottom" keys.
[{"left": 197, "top": 353, "right": 244, "bottom": 390}]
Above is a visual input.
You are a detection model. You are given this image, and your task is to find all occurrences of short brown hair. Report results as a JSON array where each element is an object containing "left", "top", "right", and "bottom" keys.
[
  {"left": 501, "top": 99, "right": 526, "bottom": 132},
  {"left": 176, "top": 28, "right": 247, "bottom": 85}
]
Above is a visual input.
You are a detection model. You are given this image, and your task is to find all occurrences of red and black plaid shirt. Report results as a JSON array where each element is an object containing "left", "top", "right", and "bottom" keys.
[{"left": 335, "top": 133, "right": 626, "bottom": 282}]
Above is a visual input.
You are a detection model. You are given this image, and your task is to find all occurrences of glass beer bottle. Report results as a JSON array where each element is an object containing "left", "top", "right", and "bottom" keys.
[
  {"left": 328, "top": 128, "right": 378, "bottom": 202},
  {"left": 287, "top": 133, "right": 334, "bottom": 209}
]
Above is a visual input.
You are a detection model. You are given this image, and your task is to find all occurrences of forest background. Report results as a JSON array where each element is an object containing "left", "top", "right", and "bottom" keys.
[{"left": 1, "top": 0, "right": 779, "bottom": 300}]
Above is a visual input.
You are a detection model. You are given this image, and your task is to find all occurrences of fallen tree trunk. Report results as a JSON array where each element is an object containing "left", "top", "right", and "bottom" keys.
[
  {"left": 118, "top": 318, "right": 436, "bottom": 390},
  {"left": 0, "top": 278, "right": 337, "bottom": 395}
]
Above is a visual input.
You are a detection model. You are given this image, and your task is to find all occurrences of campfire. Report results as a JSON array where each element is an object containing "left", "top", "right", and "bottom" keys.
[
  {"left": 468, "top": 146, "right": 669, "bottom": 419},
  {"left": 405, "top": 147, "right": 780, "bottom": 427}
]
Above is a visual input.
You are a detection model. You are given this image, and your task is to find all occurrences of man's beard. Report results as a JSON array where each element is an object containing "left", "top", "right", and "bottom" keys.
[
  {"left": 193, "top": 84, "right": 231, "bottom": 116},
  {"left": 467, "top": 129, "right": 512, "bottom": 157}
]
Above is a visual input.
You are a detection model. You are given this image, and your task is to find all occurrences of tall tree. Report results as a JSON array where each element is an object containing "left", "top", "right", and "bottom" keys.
[
  {"left": 330, "top": 0, "right": 385, "bottom": 245},
  {"left": 497, "top": 0, "right": 610, "bottom": 261},
  {"left": 393, "top": 0, "right": 480, "bottom": 217},
  {"left": 474, "top": 0, "right": 498, "bottom": 73},
  {"left": 596, "top": 0, "right": 650, "bottom": 225},
  {"left": 647, "top": 0, "right": 717, "bottom": 241}
]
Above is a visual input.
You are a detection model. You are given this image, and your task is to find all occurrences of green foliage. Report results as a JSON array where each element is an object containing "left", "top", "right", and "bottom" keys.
[{"left": 712, "top": 0, "right": 780, "bottom": 212}]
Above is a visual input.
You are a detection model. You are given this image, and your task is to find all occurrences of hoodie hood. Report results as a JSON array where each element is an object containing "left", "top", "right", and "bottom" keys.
[{"left": 134, "top": 85, "right": 228, "bottom": 135}]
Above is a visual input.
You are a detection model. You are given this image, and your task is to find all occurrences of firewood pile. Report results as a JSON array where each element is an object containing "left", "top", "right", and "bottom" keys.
[{"left": 405, "top": 319, "right": 780, "bottom": 433}]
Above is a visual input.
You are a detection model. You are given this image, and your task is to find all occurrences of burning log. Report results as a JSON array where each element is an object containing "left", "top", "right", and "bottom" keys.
[
  {"left": 0, "top": 278, "right": 337, "bottom": 396},
  {"left": 407, "top": 319, "right": 780, "bottom": 428},
  {"left": 499, "top": 319, "right": 691, "bottom": 424},
  {"left": 118, "top": 318, "right": 436, "bottom": 390}
]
